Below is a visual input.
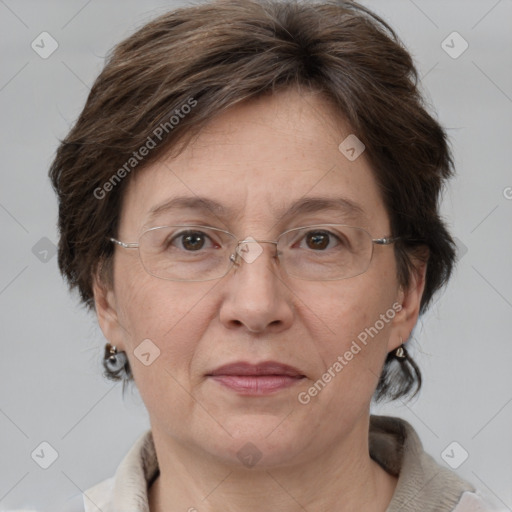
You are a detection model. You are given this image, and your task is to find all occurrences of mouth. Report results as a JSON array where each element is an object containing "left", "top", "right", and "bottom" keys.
[{"left": 207, "top": 361, "right": 306, "bottom": 395}]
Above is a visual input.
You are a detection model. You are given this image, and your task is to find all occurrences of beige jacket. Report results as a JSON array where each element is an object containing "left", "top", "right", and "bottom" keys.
[{"left": 62, "top": 415, "right": 501, "bottom": 511}]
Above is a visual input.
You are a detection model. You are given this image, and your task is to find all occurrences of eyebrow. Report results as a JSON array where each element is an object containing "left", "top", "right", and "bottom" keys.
[{"left": 146, "top": 195, "right": 366, "bottom": 225}]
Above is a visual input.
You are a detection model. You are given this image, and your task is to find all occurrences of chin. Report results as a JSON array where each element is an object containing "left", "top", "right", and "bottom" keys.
[{"left": 194, "top": 416, "right": 308, "bottom": 469}]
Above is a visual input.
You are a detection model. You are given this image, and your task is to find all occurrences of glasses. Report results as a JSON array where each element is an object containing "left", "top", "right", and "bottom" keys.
[{"left": 109, "top": 224, "right": 399, "bottom": 282}]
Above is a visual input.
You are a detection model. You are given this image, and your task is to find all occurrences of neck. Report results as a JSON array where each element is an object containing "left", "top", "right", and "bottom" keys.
[{"left": 148, "top": 414, "right": 397, "bottom": 512}]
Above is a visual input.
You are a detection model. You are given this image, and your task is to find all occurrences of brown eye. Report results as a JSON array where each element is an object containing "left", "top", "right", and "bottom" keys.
[
  {"left": 304, "top": 231, "right": 333, "bottom": 250},
  {"left": 168, "top": 231, "right": 211, "bottom": 251},
  {"left": 181, "top": 232, "right": 206, "bottom": 251}
]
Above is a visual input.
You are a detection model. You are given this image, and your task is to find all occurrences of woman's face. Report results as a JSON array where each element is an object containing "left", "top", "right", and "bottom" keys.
[{"left": 95, "top": 88, "right": 423, "bottom": 467}]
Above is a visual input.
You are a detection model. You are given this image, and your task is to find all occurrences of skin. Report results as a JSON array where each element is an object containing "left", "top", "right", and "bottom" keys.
[{"left": 94, "top": 87, "right": 426, "bottom": 512}]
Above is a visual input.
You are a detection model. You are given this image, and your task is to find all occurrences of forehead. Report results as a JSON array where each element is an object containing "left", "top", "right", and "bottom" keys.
[{"left": 120, "top": 88, "right": 389, "bottom": 235}]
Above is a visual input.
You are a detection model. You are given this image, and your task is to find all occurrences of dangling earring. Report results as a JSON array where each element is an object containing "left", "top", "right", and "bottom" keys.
[
  {"left": 103, "top": 343, "right": 129, "bottom": 380},
  {"left": 393, "top": 336, "right": 407, "bottom": 360}
]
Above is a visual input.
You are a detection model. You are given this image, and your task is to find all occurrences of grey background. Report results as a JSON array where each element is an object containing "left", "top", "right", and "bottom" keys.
[{"left": 0, "top": 0, "right": 511, "bottom": 510}]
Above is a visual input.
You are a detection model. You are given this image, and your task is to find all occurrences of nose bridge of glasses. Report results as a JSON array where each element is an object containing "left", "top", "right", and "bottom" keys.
[{"left": 230, "top": 237, "right": 279, "bottom": 266}]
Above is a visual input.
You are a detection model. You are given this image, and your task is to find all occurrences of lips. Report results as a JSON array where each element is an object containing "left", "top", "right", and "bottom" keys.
[
  {"left": 208, "top": 361, "right": 305, "bottom": 378},
  {"left": 207, "top": 362, "right": 306, "bottom": 395}
]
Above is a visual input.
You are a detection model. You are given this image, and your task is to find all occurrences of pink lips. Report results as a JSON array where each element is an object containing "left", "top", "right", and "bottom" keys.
[{"left": 208, "top": 362, "right": 305, "bottom": 395}]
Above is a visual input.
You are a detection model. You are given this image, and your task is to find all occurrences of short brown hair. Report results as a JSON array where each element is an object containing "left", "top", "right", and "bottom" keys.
[{"left": 49, "top": 0, "right": 456, "bottom": 401}]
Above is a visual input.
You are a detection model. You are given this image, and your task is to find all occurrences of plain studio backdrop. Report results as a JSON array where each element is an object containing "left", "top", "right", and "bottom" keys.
[{"left": 0, "top": 1, "right": 511, "bottom": 510}]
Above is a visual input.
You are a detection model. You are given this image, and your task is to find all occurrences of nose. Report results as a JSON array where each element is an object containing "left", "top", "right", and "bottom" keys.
[{"left": 218, "top": 239, "right": 294, "bottom": 334}]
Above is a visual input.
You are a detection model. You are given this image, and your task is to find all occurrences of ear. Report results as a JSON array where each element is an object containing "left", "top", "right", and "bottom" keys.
[
  {"left": 388, "top": 255, "right": 428, "bottom": 352},
  {"left": 92, "top": 266, "right": 125, "bottom": 349}
]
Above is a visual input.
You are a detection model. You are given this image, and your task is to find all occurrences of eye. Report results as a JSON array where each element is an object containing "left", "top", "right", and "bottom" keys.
[
  {"left": 299, "top": 230, "right": 342, "bottom": 251},
  {"left": 168, "top": 230, "right": 216, "bottom": 251}
]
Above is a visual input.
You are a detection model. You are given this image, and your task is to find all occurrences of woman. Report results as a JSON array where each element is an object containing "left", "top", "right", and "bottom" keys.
[{"left": 48, "top": 0, "right": 498, "bottom": 510}]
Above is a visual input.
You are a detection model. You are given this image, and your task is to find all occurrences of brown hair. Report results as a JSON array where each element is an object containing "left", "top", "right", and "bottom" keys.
[{"left": 49, "top": 0, "right": 456, "bottom": 401}]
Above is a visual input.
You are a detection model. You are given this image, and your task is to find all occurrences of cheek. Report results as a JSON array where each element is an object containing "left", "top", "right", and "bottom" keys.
[
  {"left": 114, "top": 253, "right": 209, "bottom": 339},
  {"left": 298, "top": 274, "right": 398, "bottom": 397},
  {"left": 113, "top": 261, "right": 221, "bottom": 382},
  {"left": 113, "top": 275, "right": 215, "bottom": 414},
  {"left": 303, "top": 273, "right": 396, "bottom": 342}
]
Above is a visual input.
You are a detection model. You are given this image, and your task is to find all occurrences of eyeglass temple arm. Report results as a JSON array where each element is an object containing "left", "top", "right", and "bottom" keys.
[
  {"left": 372, "top": 236, "right": 400, "bottom": 245},
  {"left": 110, "top": 238, "right": 139, "bottom": 249}
]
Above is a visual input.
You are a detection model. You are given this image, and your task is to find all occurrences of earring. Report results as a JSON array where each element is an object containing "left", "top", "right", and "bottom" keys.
[
  {"left": 103, "top": 343, "right": 129, "bottom": 380},
  {"left": 393, "top": 336, "right": 407, "bottom": 360}
]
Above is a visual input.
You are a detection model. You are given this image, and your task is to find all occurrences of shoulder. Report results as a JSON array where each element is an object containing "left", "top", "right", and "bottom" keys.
[
  {"left": 80, "top": 476, "right": 115, "bottom": 511},
  {"left": 369, "top": 415, "right": 503, "bottom": 512},
  {"left": 453, "top": 490, "right": 508, "bottom": 511},
  {"left": 79, "top": 429, "right": 155, "bottom": 511}
]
